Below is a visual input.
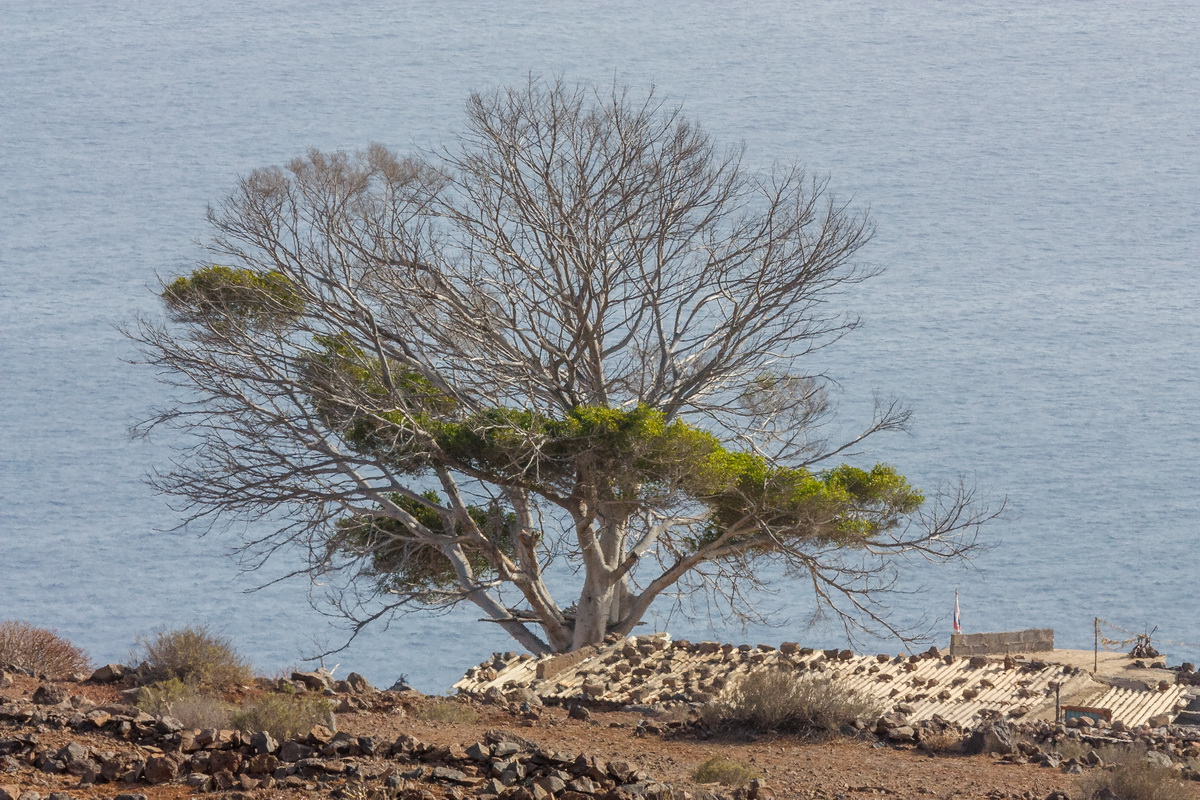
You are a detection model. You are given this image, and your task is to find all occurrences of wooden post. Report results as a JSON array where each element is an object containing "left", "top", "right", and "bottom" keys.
[{"left": 1094, "top": 617, "right": 1100, "bottom": 673}]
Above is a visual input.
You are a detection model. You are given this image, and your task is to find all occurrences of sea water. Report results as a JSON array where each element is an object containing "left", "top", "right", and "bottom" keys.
[{"left": 2, "top": 1, "right": 1197, "bottom": 691}]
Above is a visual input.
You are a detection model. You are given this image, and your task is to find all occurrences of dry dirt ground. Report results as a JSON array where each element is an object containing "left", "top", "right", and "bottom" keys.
[{"left": 2, "top": 671, "right": 1196, "bottom": 800}]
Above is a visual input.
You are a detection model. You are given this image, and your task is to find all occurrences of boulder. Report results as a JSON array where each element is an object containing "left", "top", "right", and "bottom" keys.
[
  {"left": 290, "top": 670, "right": 333, "bottom": 692},
  {"left": 143, "top": 754, "right": 181, "bottom": 784},
  {"left": 279, "top": 741, "right": 313, "bottom": 763},
  {"left": 964, "top": 719, "right": 1015, "bottom": 755},
  {"left": 31, "top": 685, "right": 66, "bottom": 706},
  {"left": 345, "top": 672, "right": 372, "bottom": 693},
  {"left": 89, "top": 664, "right": 126, "bottom": 683},
  {"left": 875, "top": 712, "right": 909, "bottom": 734}
]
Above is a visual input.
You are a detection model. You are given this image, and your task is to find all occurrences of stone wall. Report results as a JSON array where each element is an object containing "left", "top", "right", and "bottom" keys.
[{"left": 950, "top": 629, "right": 1054, "bottom": 656}]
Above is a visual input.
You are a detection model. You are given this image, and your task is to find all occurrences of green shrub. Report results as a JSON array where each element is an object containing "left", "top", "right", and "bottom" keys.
[
  {"left": 692, "top": 755, "right": 758, "bottom": 787},
  {"left": 416, "top": 698, "right": 479, "bottom": 724},
  {"left": 231, "top": 693, "right": 335, "bottom": 740},
  {"left": 702, "top": 669, "right": 881, "bottom": 740},
  {"left": 136, "top": 678, "right": 235, "bottom": 729},
  {"left": 133, "top": 625, "right": 253, "bottom": 689},
  {"left": 0, "top": 621, "right": 90, "bottom": 679}
]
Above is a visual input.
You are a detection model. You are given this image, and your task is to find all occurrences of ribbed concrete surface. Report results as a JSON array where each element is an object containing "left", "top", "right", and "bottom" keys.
[
  {"left": 1067, "top": 684, "right": 1191, "bottom": 728},
  {"left": 457, "top": 634, "right": 1193, "bottom": 726},
  {"left": 456, "top": 635, "right": 1193, "bottom": 728}
]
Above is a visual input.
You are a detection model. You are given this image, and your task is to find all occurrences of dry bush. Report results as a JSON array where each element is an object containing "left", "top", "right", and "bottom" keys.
[
  {"left": 919, "top": 728, "right": 963, "bottom": 754},
  {"left": 702, "top": 669, "right": 881, "bottom": 740},
  {"left": 0, "top": 620, "right": 90, "bottom": 678},
  {"left": 133, "top": 625, "right": 253, "bottom": 689},
  {"left": 1077, "top": 756, "right": 1190, "bottom": 800},
  {"left": 692, "top": 755, "right": 758, "bottom": 787},
  {"left": 136, "top": 678, "right": 234, "bottom": 729},
  {"left": 138, "top": 677, "right": 334, "bottom": 738},
  {"left": 231, "top": 693, "right": 335, "bottom": 740},
  {"left": 1054, "top": 737, "right": 1090, "bottom": 762},
  {"left": 416, "top": 698, "right": 480, "bottom": 725}
]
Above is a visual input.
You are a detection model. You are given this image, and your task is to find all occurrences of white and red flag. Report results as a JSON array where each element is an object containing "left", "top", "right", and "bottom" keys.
[{"left": 953, "top": 590, "right": 962, "bottom": 634}]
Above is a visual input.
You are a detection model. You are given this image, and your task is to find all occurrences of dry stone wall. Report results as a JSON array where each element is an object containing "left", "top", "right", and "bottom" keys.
[{"left": 949, "top": 629, "right": 1055, "bottom": 657}]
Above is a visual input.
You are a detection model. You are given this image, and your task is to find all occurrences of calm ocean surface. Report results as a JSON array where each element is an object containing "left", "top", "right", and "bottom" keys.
[{"left": 2, "top": 1, "right": 1197, "bottom": 691}]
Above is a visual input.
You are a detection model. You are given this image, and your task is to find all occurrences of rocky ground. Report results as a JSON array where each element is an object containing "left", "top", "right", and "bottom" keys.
[{"left": 2, "top": 665, "right": 1199, "bottom": 800}]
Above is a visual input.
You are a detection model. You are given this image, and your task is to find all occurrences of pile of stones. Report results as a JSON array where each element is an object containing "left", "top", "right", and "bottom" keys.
[
  {"left": 873, "top": 709, "right": 1200, "bottom": 781},
  {"left": 1173, "top": 663, "right": 1200, "bottom": 687},
  {"left": 0, "top": 683, "right": 704, "bottom": 800}
]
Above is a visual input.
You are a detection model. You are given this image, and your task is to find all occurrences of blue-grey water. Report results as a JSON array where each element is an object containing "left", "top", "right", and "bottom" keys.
[{"left": 2, "top": 2, "right": 1197, "bottom": 692}]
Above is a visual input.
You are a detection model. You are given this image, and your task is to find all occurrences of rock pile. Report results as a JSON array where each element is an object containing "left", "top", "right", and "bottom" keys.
[
  {"left": 0, "top": 686, "right": 699, "bottom": 800},
  {"left": 867, "top": 709, "right": 1200, "bottom": 781},
  {"left": 1173, "top": 663, "right": 1200, "bottom": 687}
]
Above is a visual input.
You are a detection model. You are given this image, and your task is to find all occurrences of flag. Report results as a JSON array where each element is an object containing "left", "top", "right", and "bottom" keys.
[{"left": 953, "top": 590, "right": 962, "bottom": 634}]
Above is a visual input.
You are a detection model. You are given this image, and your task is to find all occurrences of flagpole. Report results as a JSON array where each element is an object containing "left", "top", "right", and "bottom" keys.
[{"left": 953, "top": 589, "right": 962, "bottom": 636}]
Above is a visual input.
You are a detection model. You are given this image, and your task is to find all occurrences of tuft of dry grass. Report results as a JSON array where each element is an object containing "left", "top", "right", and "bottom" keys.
[
  {"left": 919, "top": 728, "right": 963, "bottom": 754},
  {"left": 0, "top": 620, "right": 90, "bottom": 678},
  {"left": 702, "top": 669, "right": 881, "bottom": 740},
  {"left": 138, "top": 677, "right": 334, "bottom": 738},
  {"left": 132, "top": 625, "right": 253, "bottom": 689},
  {"left": 231, "top": 693, "right": 335, "bottom": 740},
  {"left": 416, "top": 697, "right": 480, "bottom": 725},
  {"left": 692, "top": 755, "right": 758, "bottom": 787},
  {"left": 136, "top": 678, "right": 235, "bottom": 729}
]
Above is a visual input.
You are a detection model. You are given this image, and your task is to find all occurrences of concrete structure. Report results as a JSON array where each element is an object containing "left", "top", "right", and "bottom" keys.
[
  {"left": 950, "top": 628, "right": 1055, "bottom": 656},
  {"left": 456, "top": 634, "right": 1191, "bottom": 729}
]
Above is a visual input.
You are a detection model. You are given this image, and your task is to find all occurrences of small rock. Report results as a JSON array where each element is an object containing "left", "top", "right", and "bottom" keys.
[
  {"left": 431, "top": 766, "right": 472, "bottom": 784},
  {"left": 568, "top": 704, "right": 591, "bottom": 721},
  {"left": 250, "top": 731, "right": 279, "bottom": 755},
  {"left": 387, "top": 676, "right": 417, "bottom": 693},
  {"left": 31, "top": 686, "right": 66, "bottom": 706},
  {"left": 88, "top": 665, "right": 126, "bottom": 684},
  {"left": 533, "top": 775, "right": 566, "bottom": 795},
  {"left": 307, "top": 724, "right": 335, "bottom": 745},
  {"left": 185, "top": 773, "right": 212, "bottom": 792}
]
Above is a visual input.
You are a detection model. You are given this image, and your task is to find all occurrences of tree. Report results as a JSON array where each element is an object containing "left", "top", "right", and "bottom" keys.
[{"left": 133, "top": 79, "right": 994, "bottom": 656}]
